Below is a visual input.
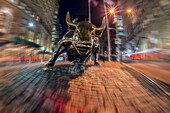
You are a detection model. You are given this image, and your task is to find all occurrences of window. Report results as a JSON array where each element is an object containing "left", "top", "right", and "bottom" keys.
[
  {"left": 152, "top": 7, "right": 162, "bottom": 16},
  {"left": 7, "top": 0, "right": 19, "bottom": 4},
  {"left": 0, "top": 10, "right": 13, "bottom": 33}
]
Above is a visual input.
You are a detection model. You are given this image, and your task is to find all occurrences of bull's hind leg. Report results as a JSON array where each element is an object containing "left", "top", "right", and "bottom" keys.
[
  {"left": 43, "top": 40, "right": 71, "bottom": 70},
  {"left": 73, "top": 49, "right": 98, "bottom": 73},
  {"left": 73, "top": 62, "right": 85, "bottom": 73},
  {"left": 73, "top": 54, "right": 89, "bottom": 73}
]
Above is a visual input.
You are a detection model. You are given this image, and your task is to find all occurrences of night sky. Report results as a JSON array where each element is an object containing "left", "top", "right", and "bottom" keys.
[{"left": 58, "top": 0, "right": 88, "bottom": 37}]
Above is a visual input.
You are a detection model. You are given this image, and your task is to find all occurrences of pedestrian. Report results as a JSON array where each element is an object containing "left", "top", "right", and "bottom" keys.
[
  {"left": 103, "top": 54, "right": 105, "bottom": 63},
  {"left": 103, "top": 53, "right": 106, "bottom": 63}
]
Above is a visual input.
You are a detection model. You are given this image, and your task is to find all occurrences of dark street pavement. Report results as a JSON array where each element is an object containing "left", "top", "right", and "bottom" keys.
[
  {"left": 0, "top": 61, "right": 169, "bottom": 113},
  {"left": 123, "top": 59, "right": 170, "bottom": 84}
]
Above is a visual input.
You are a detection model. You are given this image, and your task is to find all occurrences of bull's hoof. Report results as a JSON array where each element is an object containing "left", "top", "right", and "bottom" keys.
[
  {"left": 75, "top": 67, "right": 84, "bottom": 73},
  {"left": 94, "top": 62, "right": 100, "bottom": 66},
  {"left": 73, "top": 64, "right": 85, "bottom": 73},
  {"left": 71, "top": 61, "right": 77, "bottom": 65},
  {"left": 43, "top": 65, "right": 53, "bottom": 71}
]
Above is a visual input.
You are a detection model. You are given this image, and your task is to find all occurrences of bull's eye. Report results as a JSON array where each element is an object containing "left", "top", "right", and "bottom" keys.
[
  {"left": 76, "top": 29, "right": 80, "bottom": 33},
  {"left": 91, "top": 32, "right": 95, "bottom": 36},
  {"left": 89, "top": 27, "right": 93, "bottom": 31}
]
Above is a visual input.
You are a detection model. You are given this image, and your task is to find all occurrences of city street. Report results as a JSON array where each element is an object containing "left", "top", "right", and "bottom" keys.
[{"left": 0, "top": 61, "right": 169, "bottom": 113}]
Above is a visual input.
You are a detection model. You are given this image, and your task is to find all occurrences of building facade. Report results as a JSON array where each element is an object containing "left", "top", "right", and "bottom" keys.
[
  {"left": 118, "top": 0, "right": 170, "bottom": 60},
  {"left": 0, "top": 0, "right": 60, "bottom": 52},
  {"left": 51, "top": 10, "right": 62, "bottom": 52}
]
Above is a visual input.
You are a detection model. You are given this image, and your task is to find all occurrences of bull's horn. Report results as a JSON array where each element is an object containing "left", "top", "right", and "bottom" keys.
[
  {"left": 95, "top": 17, "right": 106, "bottom": 31},
  {"left": 66, "top": 11, "right": 76, "bottom": 27}
]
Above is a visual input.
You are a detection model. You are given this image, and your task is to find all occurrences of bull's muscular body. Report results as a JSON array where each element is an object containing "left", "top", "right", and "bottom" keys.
[{"left": 43, "top": 12, "right": 105, "bottom": 72}]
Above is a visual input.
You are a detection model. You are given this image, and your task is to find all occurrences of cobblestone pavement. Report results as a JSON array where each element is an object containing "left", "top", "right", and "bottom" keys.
[{"left": 0, "top": 61, "right": 169, "bottom": 113}]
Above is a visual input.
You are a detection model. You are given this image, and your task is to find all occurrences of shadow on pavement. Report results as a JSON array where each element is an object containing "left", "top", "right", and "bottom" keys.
[{"left": 0, "top": 64, "right": 86, "bottom": 113}]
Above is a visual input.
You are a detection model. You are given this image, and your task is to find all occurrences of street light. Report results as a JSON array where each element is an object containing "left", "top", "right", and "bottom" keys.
[
  {"left": 104, "top": 7, "right": 117, "bottom": 61},
  {"left": 103, "top": 4, "right": 117, "bottom": 61},
  {"left": 109, "top": 8, "right": 115, "bottom": 14},
  {"left": 127, "top": 9, "right": 132, "bottom": 13},
  {"left": 104, "top": 6, "right": 134, "bottom": 62},
  {"left": 88, "top": 0, "right": 91, "bottom": 23},
  {"left": 103, "top": 2, "right": 111, "bottom": 61}
]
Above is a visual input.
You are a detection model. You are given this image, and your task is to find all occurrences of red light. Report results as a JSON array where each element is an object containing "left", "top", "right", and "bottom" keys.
[
  {"left": 0, "top": 56, "right": 41, "bottom": 60},
  {"left": 22, "top": 45, "right": 28, "bottom": 48}
]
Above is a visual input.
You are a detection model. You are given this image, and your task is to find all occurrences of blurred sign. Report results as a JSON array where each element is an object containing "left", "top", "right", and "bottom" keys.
[
  {"left": 115, "top": 38, "right": 121, "bottom": 44},
  {"left": 116, "top": 25, "right": 126, "bottom": 36},
  {"left": 116, "top": 16, "right": 123, "bottom": 26},
  {"left": 132, "top": 46, "right": 136, "bottom": 52},
  {"left": 117, "top": 21, "right": 123, "bottom": 26},
  {"left": 117, "top": 16, "right": 122, "bottom": 20}
]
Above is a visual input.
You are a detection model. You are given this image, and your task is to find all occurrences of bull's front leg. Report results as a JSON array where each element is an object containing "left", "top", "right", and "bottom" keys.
[{"left": 43, "top": 40, "right": 72, "bottom": 71}]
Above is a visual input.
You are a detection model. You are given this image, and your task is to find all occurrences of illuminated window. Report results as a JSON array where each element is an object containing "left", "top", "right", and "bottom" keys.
[
  {"left": 152, "top": 7, "right": 162, "bottom": 16},
  {"left": 54, "top": 16, "right": 57, "bottom": 19},
  {"left": 0, "top": 9, "right": 13, "bottom": 33},
  {"left": 0, "top": 13, "right": 6, "bottom": 29},
  {"left": 52, "top": 27, "right": 56, "bottom": 30},
  {"left": 7, "top": 0, "right": 19, "bottom": 4},
  {"left": 27, "top": 31, "right": 35, "bottom": 42},
  {"left": 36, "top": 16, "right": 39, "bottom": 21}
]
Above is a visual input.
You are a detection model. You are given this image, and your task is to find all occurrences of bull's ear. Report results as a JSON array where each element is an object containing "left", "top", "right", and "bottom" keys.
[
  {"left": 66, "top": 11, "right": 76, "bottom": 31},
  {"left": 95, "top": 17, "right": 106, "bottom": 37}
]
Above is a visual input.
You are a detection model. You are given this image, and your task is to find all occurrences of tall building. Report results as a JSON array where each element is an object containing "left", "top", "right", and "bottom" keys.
[
  {"left": 118, "top": 0, "right": 170, "bottom": 55},
  {"left": 0, "top": 0, "right": 60, "bottom": 52},
  {"left": 51, "top": 9, "right": 62, "bottom": 52},
  {"left": 20, "top": 0, "right": 59, "bottom": 33}
]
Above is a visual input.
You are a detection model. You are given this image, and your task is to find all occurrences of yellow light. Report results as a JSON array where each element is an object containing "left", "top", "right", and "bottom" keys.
[
  {"left": 110, "top": 9, "right": 114, "bottom": 13},
  {"left": 127, "top": 9, "right": 132, "bottom": 13},
  {"left": 52, "top": 27, "right": 56, "bottom": 30}
]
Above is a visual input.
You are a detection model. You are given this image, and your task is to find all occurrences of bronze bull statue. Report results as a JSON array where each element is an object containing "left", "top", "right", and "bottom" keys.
[{"left": 43, "top": 12, "right": 106, "bottom": 72}]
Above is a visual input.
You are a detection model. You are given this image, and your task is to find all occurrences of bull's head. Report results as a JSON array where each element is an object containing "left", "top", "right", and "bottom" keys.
[
  {"left": 66, "top": 12, "right": 106, "bottom": 55},
  {"left": 66, "top": 12, "right": 106, "bottom": 41}
]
